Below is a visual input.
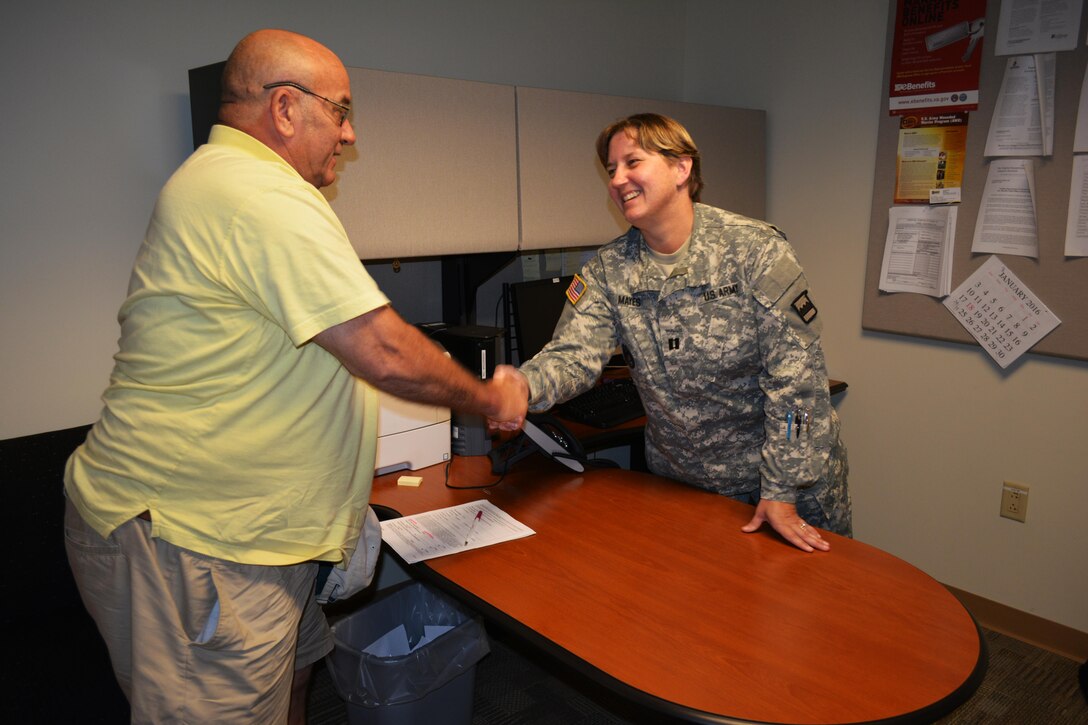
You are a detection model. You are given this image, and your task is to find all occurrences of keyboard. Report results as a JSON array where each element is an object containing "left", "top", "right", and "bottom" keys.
[{"left": 558, "top": 378, "right": 645, "bottom": 429}]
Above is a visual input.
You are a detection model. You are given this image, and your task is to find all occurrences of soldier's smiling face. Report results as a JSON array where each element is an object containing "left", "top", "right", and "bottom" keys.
[{"left": 605, "top": 130, "right": 691, "bottom": 231}]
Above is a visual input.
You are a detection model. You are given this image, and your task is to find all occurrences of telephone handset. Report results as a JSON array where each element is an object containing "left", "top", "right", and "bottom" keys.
[
  {"left": 487, "top": 413, "right": 586, "bottom": 474},
  {"left": 521, "top": 414, "right": 585, "bottom": 472}
]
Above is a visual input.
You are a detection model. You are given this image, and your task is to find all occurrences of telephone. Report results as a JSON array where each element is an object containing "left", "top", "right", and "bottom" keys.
[{"left": 488, "top": 413, "right": 586, "bottom": 474}]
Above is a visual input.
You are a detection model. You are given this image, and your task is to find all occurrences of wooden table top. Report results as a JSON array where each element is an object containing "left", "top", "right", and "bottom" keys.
[{"left": 369, "top": 454, "right": 984, "bottom": 724}]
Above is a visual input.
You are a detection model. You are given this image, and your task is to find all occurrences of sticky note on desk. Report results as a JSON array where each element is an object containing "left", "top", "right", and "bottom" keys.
[{"left": 397, "top": 475, "right": 423, "bottom": 487}]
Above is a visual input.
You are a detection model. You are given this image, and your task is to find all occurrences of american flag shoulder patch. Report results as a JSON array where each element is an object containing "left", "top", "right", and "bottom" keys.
[{"left": 566, "top": 274, "right": 587, "bottom": 305}]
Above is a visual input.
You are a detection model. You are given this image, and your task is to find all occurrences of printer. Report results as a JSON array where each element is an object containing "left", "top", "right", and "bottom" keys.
[
  {"left": 374, "top": 391, "right": 451, "bottom": 476},
  {"left": 374, "top": 333, "right": 453, "bottom": 475}
]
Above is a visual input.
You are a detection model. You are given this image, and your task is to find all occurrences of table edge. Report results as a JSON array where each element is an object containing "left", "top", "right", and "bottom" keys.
[{"left": 371, "top": 504, "right": 989, "bottom": 725}]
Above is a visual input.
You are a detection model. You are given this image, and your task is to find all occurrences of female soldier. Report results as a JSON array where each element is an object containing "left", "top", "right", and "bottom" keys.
[{"left": 518, "top": 113, "right": 850, "bottom": 552}]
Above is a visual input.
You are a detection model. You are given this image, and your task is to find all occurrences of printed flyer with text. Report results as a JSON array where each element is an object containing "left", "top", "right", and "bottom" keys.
[{"left": 889, "top": 0, "right": 988, "bottom": 115}]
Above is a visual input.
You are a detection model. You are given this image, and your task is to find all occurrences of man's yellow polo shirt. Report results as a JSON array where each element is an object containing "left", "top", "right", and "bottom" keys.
[{"left": 66, "top": 126, "right": 389, "bottom": 565}]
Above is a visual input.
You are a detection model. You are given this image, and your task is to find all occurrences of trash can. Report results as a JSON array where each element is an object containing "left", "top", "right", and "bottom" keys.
[{"left": 325, "top": 580, "right": 490, "bottom": 725}]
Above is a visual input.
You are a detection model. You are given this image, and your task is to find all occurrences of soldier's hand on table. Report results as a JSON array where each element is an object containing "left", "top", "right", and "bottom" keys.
[{"left": 741, "top": 499, "right": 830, "bottom": 552}]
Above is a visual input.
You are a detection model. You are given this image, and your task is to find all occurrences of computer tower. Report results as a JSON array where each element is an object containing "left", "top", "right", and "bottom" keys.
[
  {"left": 422, "top": 325, "right": 504, "bottom": 456},
  {"left": 426, "top": 324, "right": 503, "bottom": 379}
]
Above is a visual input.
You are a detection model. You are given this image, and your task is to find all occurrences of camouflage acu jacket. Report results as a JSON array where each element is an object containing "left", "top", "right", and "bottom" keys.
[{"left": 520, "top": 204, "right": 850, "bottom": 534}]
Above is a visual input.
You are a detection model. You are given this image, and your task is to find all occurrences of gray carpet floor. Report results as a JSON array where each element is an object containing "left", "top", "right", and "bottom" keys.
[
  {"left": 934, "top": 630, "right": 1087, "bottom": 724},
  {"left": 308, "top": 626, "right": 1088, "bottom": 725}
]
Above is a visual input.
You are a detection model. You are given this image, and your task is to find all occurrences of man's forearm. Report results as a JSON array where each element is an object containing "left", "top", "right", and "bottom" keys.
[{"left": 313, "top": 305, "right": 525, "bottom": 421}]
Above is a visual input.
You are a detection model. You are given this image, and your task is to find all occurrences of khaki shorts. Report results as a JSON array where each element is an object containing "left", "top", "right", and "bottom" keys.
[{"left": 64, "top": 497, "right": 333, "bottom": 723}]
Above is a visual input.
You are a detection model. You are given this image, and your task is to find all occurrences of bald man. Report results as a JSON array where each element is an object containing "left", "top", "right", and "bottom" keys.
[{"left": 63, "top": 29, "right": 527, "bottom": 724}]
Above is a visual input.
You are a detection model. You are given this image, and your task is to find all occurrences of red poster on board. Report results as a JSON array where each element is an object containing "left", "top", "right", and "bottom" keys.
[{"left": 889, "top": 0, "right": 988, "bottom": 115}]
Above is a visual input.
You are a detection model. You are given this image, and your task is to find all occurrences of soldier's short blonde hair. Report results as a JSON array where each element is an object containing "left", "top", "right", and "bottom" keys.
[{"left": 595, "top": 113, "right": 703, "bottom": 202}]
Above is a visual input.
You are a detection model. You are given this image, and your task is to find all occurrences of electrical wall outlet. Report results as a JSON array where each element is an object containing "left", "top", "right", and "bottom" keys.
[{"left": 1000, "top": 481, "right": 1029, "bottom": 523}]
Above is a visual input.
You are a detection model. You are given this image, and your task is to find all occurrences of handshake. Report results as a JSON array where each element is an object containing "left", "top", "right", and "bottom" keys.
[{"left": 483, "top": 365, "right": 531, "bottom": 433}]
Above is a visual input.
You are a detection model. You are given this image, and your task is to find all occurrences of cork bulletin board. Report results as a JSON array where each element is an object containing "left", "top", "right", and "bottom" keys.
[{"left": 862, "top": 0, "right": 1088, "bottom": 362}]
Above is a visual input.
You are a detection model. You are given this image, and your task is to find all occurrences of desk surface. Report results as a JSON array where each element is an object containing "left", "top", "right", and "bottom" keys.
[{"left": 369, "top": 455, "right": 984, "bottom": 724}]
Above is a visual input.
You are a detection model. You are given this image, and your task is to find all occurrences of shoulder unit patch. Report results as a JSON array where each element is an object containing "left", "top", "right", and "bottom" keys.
[{"left": 791, "top": 290, "right": 818, "bottom": 324}]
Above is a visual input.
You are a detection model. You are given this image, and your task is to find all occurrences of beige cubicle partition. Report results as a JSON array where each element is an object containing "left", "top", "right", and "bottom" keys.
[
  {"left": 192, "top": 63, "right": 765, "bottom": 261},
  {"left": 326, "top": 67, "right": 520, "bottom": 260}
]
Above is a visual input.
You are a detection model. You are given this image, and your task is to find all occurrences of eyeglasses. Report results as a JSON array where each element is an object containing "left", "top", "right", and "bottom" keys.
[{"left": 262, "top": 81, "right": 351, "bottom": 126}]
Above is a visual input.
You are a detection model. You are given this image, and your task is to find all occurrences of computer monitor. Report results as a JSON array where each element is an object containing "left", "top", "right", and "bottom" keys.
[{"left": 507, "top": 275, "right": 573, "bottom": 365}]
